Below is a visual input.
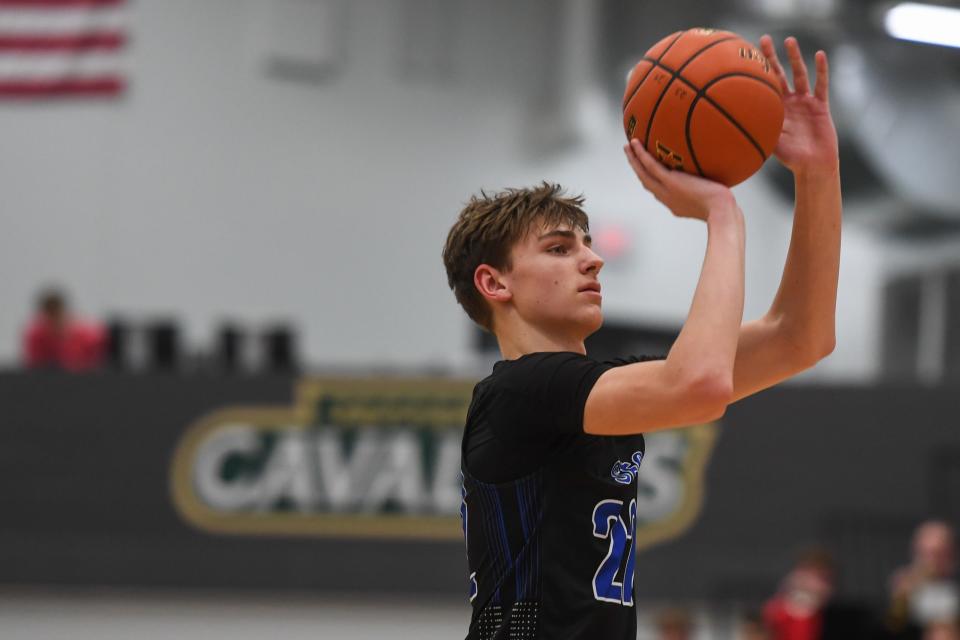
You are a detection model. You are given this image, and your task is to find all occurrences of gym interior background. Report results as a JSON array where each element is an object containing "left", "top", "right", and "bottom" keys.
[{"left": 2, "top": 1, "right": 959, "bottom": 638}]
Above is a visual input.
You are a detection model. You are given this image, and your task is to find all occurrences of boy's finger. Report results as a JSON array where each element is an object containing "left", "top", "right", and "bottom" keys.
[
  {"left": 760, "top": 34, "right": 791, "bottom": 94},
  {"left": 814, "top": 50, "right": 830, "bottom": 102},
  {"left": 625, "top": 142, "right": 653, "bottom": 180},
  {"left": 624, "top": 146, "right": 655, "bottom": 189},
  {"left": 785, "top": 37, "right": 810, "bottom": 95},
  {"left": 633, "top": 139, "right": 671, "bottom": 184},
  {"left": 624, "top": 144, "right": 664, "bottom": 196}
]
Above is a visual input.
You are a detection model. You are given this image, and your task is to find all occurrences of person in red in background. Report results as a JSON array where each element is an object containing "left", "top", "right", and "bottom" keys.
[
  {"left": 764, "top": 548, "right": 835, "bottom": 640},
  {"left": 764, "top": 547, "right": 877, "bottom": 640},
  {"left": 22, "top": 288, "right": 106, "bottom": 371}
]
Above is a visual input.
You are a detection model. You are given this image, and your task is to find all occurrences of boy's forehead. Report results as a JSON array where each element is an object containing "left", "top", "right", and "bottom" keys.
[{"left": 525, "top": 219, "right": 581, "bottom": 239}]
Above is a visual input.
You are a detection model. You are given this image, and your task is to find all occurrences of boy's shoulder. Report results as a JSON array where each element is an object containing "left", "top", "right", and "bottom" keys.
[
  {"left": 490, "top": 351, "right": 665, "bottom": 378},
  {"left": 487, "top": 351, "right": 595, "bottom": 388},
  {"left": 481, "top": 351, "right": 664, "bottom": 400}
]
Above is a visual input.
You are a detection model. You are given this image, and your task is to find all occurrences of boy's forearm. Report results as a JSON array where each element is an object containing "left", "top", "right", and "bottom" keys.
[
  {"left": 664, "top": 203, "right": 746, "bottom": 387},
  {"left": 769, "top": 168, "right": 842, "bottom": 355}
]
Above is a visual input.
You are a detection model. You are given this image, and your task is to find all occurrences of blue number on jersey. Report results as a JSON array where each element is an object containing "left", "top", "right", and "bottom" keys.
[{"left": 591, "top": 498, "right": 637, "bottom": 606}]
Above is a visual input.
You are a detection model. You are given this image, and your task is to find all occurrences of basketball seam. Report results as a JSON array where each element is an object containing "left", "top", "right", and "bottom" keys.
[
  {"left": 701, "top": 71, "right": 781, "bottom": 98},
  {"left": 684, "top": 100, "right": 705, "bottom": 177},
  {"left": 640, "top": 58, "right": 781, "bottom": 164},
  {"left": 690, "top": 74, "right": 777, "bottom": 161},
  {"left": 684, "top": 72, "right": 781, "bottom": 175},
  {"left": 641, "top": 36, "right": 738, "bottom": 152},
  {"left": 644, "top": 59, "right": 781, "bottom": 99},
  {"left": 621, "top": 30, "right": 685, "bottom": 112}
]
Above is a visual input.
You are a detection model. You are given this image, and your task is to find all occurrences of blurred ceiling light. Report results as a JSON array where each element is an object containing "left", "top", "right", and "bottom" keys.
[{"left": 885, "top": 2, "right": 960, "bottom": 49}]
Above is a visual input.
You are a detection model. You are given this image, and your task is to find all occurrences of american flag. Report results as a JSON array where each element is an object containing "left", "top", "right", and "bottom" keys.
[{"left": 0, "top": 0, "right": 127, "bottom": 98}]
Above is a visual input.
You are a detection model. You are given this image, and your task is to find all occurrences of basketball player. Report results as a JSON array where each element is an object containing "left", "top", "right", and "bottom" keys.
[{"left": 441, "top": 35, "right": 840, "bottom": 640}]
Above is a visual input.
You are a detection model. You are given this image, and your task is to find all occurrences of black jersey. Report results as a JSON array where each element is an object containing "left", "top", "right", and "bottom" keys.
[{"left": 460, "top": 351, "right": 664, "bottom": 640}]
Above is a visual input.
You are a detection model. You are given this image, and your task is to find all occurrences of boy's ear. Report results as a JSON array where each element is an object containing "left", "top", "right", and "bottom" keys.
[{"left": 474, "top": 264, "right": 512, "bottom": 303}]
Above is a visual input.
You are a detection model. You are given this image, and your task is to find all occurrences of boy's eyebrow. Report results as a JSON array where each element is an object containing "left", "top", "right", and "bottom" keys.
[{"left": 537, "top": 229, "right": 592, "bottom": 246}]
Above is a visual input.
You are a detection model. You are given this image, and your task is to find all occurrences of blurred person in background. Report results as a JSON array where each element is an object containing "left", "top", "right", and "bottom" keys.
[
  {"left": 741, "top": 610, "right": 772, "bottom": 640},
  {"left": 887, "top": 521, "right": 959, "bottom": 639},
  {"left": 655, "top": 607, "right": 693, "bottom": 640},
  {"left": 764, "top": 547, "right": 876, "bottom": 640},
  {"left": 21, "top": 287, "right": 105, "bottom": 372},
  {"left": 925, "top": 621, "right": 960, "bottom": 640},
  {"left": 764, "top": 548, "right": 836, "bottom": 640}
]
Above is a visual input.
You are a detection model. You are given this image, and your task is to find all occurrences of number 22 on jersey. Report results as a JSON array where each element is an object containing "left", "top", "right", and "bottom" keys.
[{"left": 591, "top": 498, "right": 637, "bottom": 606}]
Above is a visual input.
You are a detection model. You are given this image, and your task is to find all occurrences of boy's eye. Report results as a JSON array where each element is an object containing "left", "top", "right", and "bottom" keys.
[{"left": 548, "top": 245, "right": 568, "bottom": 254}]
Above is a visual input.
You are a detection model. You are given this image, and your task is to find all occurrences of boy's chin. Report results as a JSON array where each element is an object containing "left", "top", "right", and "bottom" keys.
[
  {"left": 537, "top": 309, "right": 602, "bottom": 336},
  {"left": 577, "top": 311, "right": 604, "bottom": 337}
]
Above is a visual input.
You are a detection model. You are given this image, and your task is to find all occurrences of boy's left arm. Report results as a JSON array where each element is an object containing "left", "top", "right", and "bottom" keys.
[{"left": 730, "top": 35, "right": 842, "bottom": 403}]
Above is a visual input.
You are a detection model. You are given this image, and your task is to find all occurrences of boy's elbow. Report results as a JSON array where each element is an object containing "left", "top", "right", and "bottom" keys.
[
  {"left": 799, "top": 334, "right": 836, "bottom": 370},
  {"left": 686, "top": 373, "right": 733, "bottom": 421},
  {"left": 783, "top": 328, "right": 836, "bottom": 371},
  {"left": 818, "top": 335, "right": 837, "bottom": 360},
  {"left": 704, "top": 402, "right": 730, "bottom": 422}
]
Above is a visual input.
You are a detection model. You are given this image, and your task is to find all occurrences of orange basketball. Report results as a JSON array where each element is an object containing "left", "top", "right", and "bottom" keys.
[{"left": 622, "top": 28, "right": 784, "bottom": 187}]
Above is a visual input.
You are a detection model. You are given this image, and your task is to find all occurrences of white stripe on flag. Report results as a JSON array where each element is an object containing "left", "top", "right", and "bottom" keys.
[
  {"left": 0, "top": 6, "right": 125, "bottom": 35},
  {"left": 0, "top": 51, "right": 123, "bottom": 79}
]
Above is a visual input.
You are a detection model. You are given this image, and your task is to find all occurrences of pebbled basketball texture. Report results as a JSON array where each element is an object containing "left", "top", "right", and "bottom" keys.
[{"left": 623, "top": 28, "right": 784, "bottom": 187}]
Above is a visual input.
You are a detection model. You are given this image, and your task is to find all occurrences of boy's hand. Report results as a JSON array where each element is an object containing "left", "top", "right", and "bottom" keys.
[
  {"left": 759, "top": 35, "right": 839, "bottom": 177},
  {"left": 624, "top": 138, "right": 736, "bottom": 222}
]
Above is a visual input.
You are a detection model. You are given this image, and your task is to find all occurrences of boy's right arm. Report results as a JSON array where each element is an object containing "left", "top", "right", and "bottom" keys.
[{"left": 584, "top": 141, "right": 746, "bottom": 435}]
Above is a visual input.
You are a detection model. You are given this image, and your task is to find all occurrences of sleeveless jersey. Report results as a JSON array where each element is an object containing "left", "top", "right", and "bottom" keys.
[{"left": 460, "top": 352, "right": 661, "bottom": 640}]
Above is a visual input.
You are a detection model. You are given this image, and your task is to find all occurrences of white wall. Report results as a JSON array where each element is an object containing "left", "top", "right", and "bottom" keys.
[{"left": 0, "top": 0, "right": 882, "bottom": 379}]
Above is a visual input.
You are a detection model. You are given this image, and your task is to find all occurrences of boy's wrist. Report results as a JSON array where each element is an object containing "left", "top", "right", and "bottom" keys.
[
  {"left": 793, "top": 163, "right": 840, "bottom": 184},
  {"left": 706, "top": 199, "right": 743, "bottom": 227}
]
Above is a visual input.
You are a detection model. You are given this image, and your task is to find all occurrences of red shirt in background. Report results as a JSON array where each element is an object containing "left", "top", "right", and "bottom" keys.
[
  {"left": 23, "top": 316, "right": 106, "bottom": 371},
  {"left": 764, "top": 596, "right": 824, "bottom": 640}
]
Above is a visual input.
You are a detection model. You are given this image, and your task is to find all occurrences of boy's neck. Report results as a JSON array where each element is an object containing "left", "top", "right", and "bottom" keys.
[{"left": 495, "top": 326, "right": 586, "bottom": 361}]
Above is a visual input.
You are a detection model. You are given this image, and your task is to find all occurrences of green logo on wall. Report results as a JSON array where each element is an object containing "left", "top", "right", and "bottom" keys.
[{"left": 171, "top": 377, "right": 718, "bottom": 545}]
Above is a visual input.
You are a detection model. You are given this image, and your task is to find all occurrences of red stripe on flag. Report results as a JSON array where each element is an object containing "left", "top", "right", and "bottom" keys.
[
  {"left": 0, "top": 32, "right": 125, "bottom": 50},
  {"left": 0, "top": 76, "right": 124, "bottom": 96},
  {"left": 0, "top": 0, "right": 123, "bottom": 7}
]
